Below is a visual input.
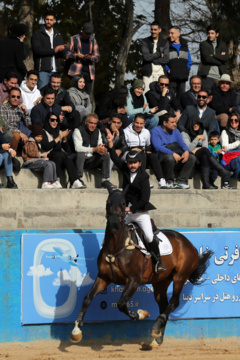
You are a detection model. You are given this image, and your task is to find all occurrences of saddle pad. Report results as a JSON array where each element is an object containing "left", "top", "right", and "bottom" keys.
[{"left": 136, "top": 231, "right": 173, "bottom": 256}]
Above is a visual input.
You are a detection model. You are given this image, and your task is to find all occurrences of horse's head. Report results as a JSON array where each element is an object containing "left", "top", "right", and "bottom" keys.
[{"left": 105, "top": 184, "right": 129, "bottom": 233}]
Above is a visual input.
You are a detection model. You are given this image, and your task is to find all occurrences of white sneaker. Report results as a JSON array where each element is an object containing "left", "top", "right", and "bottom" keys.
[
  {"left": 42, "top": 182, "right": 54, "bottom": 189},
  {"left": 158, "top": 178, "right": 166, "bottom": 189},
  {"left": 51, "top": 180, "right": 62, "bottom": 189},
  {"left": 71, "top": 179, "right": 87, "bottom": 189}
]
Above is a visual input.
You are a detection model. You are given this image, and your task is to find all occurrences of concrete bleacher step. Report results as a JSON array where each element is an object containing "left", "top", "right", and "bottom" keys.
[
  {"left": 0, "top": 157, "right": 239, "bottom": 190},
  {"left": 0, "top": 187, "right": 239, "bottom": 230}
]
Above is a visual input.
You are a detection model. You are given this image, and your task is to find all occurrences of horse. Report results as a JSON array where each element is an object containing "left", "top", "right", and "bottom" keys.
[{"left": 70, "top": 185, "right": 213, "bottom": 346}]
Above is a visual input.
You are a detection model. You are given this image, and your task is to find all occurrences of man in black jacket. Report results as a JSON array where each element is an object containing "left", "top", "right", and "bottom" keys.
[
  {"left": 198, "top": 24, "right": 229, "bottom": 92},
  {"left": 31, "top": 10, "right": 65, "bottom": 89},
  {"left": 166, "top": 26, "right": 192, "bottom": 100},
  {"left": 106, "top": 131, "right": 166, "bottom": 274},
  {"left": 146, "top": 75, "right": 182, "bottom": 121},
  {"left": 141, "top": 21, "right": 169, "bottom": 93},
  {"left": 41, "top": 72, "right": 81, "bottom": 129}
]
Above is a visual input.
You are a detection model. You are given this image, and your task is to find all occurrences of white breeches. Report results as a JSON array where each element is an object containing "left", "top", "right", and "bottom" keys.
[{"left": 125, "top": 211, "right": 154, "bottom": 243}]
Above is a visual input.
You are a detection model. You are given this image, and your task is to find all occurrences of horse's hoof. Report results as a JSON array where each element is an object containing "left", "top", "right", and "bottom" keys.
[
  {"left": 151, "top": 329, "right": 162, "bottom": 338},
  {"left": 70, "top": 323, "right": 83, "bottom": 343},
  {"left": 137, "top": 309, "right": 150, "bottom": 320},
  {"left": 141, "top": 339, "right": 158, "bottom": 351}
]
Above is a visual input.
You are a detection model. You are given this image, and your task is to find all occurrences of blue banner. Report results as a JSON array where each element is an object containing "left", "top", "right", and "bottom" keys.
[{"left": 21, "top": 231, "right": 240, "bottom": 324}]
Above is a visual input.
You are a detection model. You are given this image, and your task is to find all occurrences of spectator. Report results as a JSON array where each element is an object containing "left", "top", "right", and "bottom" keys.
[
  {"left": 124, "top": 113, "right": 166, "bottom": 189},
  {"left": 151, "top": 112, "right": 196, "bottom": 189},
  {"left": 0, "top": 130, "right": 18, "bottom": 188},
  {"left": 96, "top": 86, "right": 129, "bottom": 128},
  {"left": 198, "top": 24, "right": 229, "bottom": 92},
  {"left": 31, "top": 88, "right": 67, "bottom": 129},
  {"left": 41, "top": 112, "right": 82, "bottom": 189},
  {"left": 102, "top": 113, "right": 127, "bottom": 175},
  {"left": 146, "top": 75, "right": 182, "bottom": 121},
  {"left": 220, "top": 112, "right": 240, "bottom": 189},
  {"left": 180, "top": 75, "right": 202, "bottom": 110},
  {"left": 22, "top": 123, "right": 61, "bottom": 189},
  {"left": 31, "top": 10, "right": 65, "bottom": 89},
  {"left": 166, "top": 26, "right": 192, "bottom": 100},
  {"left": 0, "top": 23, "right": 28, "bottom": 84},
  {"left": 126, "top": 79, "right": 158, "bottom": 131},
  {"left": 20, "top": 70, "right": 42, "bottom": 114},
  {"left": 141, "top": 20, "right": 169, "bottom": 93},
  {"left": 208, "top": 131, "right": 224, "bottom": 189},
  {"left": 72, "top": 113, "right": 115, "bottom": 189},
  {"left": 0, "top": 87, "right": 31, "bottom": 151},
  {"left": 0, "top": 71, "right": 23, "bottom": 105},
  {"left": 181, "top": 115, "right": 230, "bottom": 189},
  {"left": 65, "top": 22, "right": 100, "bottom": 95},
  {"left": 67, "top": 75, "right": 92, "bottom": 120},
  {"left": 178, "top": 89, "right": 219, "bottom": 136},
  {"left": 209, "top": 74, "right": 237, "bottom": 129},
  {"left": 41, "top": 72, "right": 81, "bottom": 130}
]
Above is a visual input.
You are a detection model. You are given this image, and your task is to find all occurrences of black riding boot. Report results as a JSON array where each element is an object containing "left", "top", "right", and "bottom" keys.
[
  {"left": 209, "top": 156, "right": 231, "bottom": 178},
  {"left": 148, "top": 236, "right": 166, "bottom": 274},
  {"left": 201, "top": 167, "right": 215, "bottom": 189},
  {"left": 6, "top": 176, "right": 18, "bottom": 189}
]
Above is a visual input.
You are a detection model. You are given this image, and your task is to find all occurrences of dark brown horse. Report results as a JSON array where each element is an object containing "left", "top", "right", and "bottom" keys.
[{"left": 71, "top": 186, "right": 213, "bottom": 345}]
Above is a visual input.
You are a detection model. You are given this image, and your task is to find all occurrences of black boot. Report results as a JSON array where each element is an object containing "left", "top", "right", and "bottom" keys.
[
  {"left": 148, "top": 237, "right": 166, "bottom": 274},
  {"left": 209, "top": 156, "right": 231, "bottom": 178},
  {"left": 6, "top": 176, "right": 18, "bottom": 189},
  {"left": 201, "top": 167, "right": 216, "bottom": 189}
]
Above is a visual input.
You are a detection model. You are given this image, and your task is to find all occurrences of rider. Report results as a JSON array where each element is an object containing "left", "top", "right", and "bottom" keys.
[{"left": 106, "top": 129, "right": 166, "bottom": 273}]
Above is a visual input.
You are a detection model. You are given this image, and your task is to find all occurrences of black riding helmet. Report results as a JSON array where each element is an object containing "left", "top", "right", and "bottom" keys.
[{"left": 126, "top": 150, "right": 142, "bottom": 162}]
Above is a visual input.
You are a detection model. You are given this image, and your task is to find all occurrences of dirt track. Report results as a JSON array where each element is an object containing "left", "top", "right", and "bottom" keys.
[{"left": 0, "top": 338, "right": 239, "bottom": 360}]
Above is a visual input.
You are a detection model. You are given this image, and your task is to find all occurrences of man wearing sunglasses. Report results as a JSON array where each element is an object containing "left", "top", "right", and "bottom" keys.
[
  {"left": 0, "top": 87, "right": 31, "bottom": 151},
  {"left": 146, "top": 75, "right": 182, "bottom": 121},
  {"left": 178, "top": 89, "right": 219, "bottom": 136}
]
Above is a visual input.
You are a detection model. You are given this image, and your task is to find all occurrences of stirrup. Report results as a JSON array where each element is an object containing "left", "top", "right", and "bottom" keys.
[{"left": 155, "top": 262, "right": 166, "bottom": 274}]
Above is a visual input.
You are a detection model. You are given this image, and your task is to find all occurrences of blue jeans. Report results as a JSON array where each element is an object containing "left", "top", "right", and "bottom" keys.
[
  {"left": 0, "top": 152, "right": 12, "bottom": 176},
  {"left": 38, "top": 72, "right": 52, "bottom": 90},
  {"left": 128, "top": 114, "right": 159, "bottom": 131}
]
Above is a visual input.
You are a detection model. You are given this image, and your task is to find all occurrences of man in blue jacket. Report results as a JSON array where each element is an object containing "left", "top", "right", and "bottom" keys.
[{"left": 151, "top": 112, "right": 196, "bottom": 189}]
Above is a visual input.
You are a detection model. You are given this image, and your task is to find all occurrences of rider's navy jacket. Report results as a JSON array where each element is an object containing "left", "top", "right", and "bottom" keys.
[{"left": 109, "top": 147, "right": 156, "bottom": 214}]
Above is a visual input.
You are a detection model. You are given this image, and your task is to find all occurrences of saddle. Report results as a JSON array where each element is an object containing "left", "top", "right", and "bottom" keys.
[{"left": 127, "top": 218, "right": 160, "bottom": 252}]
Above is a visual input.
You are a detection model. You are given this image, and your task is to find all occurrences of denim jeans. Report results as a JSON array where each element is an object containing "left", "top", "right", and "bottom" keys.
[
  {"left": 0, "top": 152, "right": 12, "bottom": 176},
  {"left": 38, "top": 72, "right": 52, "bottom": 90}
]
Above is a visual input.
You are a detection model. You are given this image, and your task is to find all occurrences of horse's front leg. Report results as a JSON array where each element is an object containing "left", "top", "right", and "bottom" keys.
[
  {"left": 117, "top": 279, "right": 150, "bottom": 321},
  {"left": 71, "top": 275, "right": 110, "bottom": 343}
]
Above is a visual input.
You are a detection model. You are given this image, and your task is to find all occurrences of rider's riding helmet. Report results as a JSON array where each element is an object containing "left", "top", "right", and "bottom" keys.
[{"left": 126, "top": 150, "right": 142, "bottom": 162}]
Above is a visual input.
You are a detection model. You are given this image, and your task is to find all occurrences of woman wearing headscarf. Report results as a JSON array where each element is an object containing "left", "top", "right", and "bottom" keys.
[
  {"left": 181, "top": 115, "right": 230, "bottom": 189},
  {"left": 67, "top": 75, "right": 92, "bottom": 120}
]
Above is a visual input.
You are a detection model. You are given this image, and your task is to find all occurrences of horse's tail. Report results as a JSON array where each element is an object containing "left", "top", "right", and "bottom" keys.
[{"left": 188, "top": 250, "right": 213, "bottom": 285}]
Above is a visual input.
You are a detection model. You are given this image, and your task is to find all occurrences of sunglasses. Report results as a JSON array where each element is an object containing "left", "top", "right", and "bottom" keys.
[
  {"left": 11, "top": 95, "right": 20, "bottom": 99},
  {"left": 198, "top": 95, "right": 207, "bottom": 99},
  {"left": 50, "top": 118, "right": 58, "bottom": 123},
  {"left": 230, "top": 119, "right": 239, "bottom": 123},
  {"left": 159, "top": 83, "right": 169, "bottom": 87}
]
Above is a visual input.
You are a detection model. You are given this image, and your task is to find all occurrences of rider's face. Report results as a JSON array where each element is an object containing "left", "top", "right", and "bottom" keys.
[{"left": 127, "top": 160, "right": 141, "bottom": 173}]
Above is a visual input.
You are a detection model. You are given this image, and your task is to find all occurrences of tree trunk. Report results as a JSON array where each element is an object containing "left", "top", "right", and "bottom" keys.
[
  {"left": 154, "top": 0, "right": 171, "bottom": 37},
  {"left": 18, "top": 0, "right": 34, "bottom": 71},
  {"left": 115, "top": 0, "right": 134, "bottom": 87}
]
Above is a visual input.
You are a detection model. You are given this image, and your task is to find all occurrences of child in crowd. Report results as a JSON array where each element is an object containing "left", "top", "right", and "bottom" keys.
[
  {"left": 208, "top": 131, "right": 226, "bottom": 189},
  {"left": 22, "top": 123, "right": 62, "bottom": 189}
]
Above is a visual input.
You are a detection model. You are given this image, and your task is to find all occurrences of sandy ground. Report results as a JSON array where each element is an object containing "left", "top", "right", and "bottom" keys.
[{"left": 0, "top": 337, "right": 239, "bottom": 360}]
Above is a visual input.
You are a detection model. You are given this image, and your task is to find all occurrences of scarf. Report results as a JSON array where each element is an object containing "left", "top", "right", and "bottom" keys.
[{"left": 130, "top": 87, "right": 144, "bottom": 109}]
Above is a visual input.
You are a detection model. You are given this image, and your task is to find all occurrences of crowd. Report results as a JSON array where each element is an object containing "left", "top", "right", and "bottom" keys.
[{"left": 0, "top": 12, "right": 240, "bottom": 192}]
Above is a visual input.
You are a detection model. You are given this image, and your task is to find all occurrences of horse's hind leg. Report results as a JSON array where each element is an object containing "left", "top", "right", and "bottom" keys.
[
  {"left": 117, "top": 279, "right": 149, "bottom": 321},
  {"left": 71, "top": 275, "right": 110, "bottom": 343},
  {"left": 151, "top": 276, "right": 185, "bottom": 339},
  {"left": 151, "top": 280, "right": 171, "bottom": 344}
]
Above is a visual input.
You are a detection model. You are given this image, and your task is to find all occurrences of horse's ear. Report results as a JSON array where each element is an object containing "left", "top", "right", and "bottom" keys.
[
  {"left": 105, "top": 182, "right": 114, "bottom": 195},
  {"left": 122, "top": 185, "right": 129, "bottom": 196}
]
